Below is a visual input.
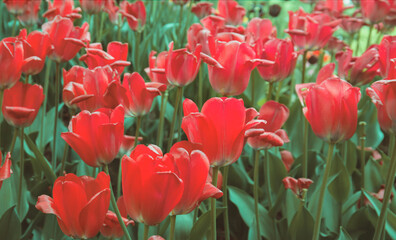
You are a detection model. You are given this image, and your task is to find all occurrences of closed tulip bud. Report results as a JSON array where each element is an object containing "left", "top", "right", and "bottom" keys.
[
  {"left": 2, "top": 82, "right": 44, "bottom": 128},
  {"left": 36, "top": 172, "right": 110, "bottom": 239}
]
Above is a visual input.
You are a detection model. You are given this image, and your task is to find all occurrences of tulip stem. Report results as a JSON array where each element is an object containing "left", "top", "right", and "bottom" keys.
[
  {"left": 40, "top": 60, "right": 52, "bottom": 151},
  {"left": 9, "top": 128, "right": 17, "bottom": 154},
  {"left": 302, "top": 118, "right": 309, "bottom": 178},
  {"left": 312, "top": 143, "right": 335, "bottom": 240},
  {"left": 301, "top": 51, "right": 307, "bottom": 84},
  {"left": 143, "top": 224, "right": 149, "bottom": 240},
  {"left": 366, "top": 24, "right": 374, "bottom": 50},
  {"left": 104, "top": 165, "right": 133, "bottom": 240},
  {"left": 223, "top": 165, "right": 230, "bottom": 240},
  {"left": 98, "top": 12, "right": 105, "bottom": 42},
  {"left": 59, "top": 144, "right": 69, "bottom": 176},
  {"left": 275, "top": 81, "right": 283, "bottom": 102},
  {"left": 359, "top": 122, "right": 367, "bottom": 207},
  {"left": 254, "top": 150, "right": 261, "bottom": 240},
  {"left": 267, "top": 82, "right": 273, "bottom": 101},
  {"left": 198, "top": 65, "right": 204, "bottom": 108},
  {"left": 265, "top": 150, "right": 273, "bottom": 208},
  {"left": 17, "top": 127, "right": 25, "bottom": 216},
  {"left": 170, "top": 215, "right": 176, "bottom": 240},
  {"left": 211, "top": 166, "right": 219, "bottom": 240},
  {"left": 52, "top": 62, "right": 60, "bottom": 170},
  {"left": 373, "top": 134, "right": 396, "bottom": 240},
  {"left": 193, "top": 208, "right": 198, "bottom": 224},
  {"left": 157, "top": 90, "right": 168, "bottom": 149},
  {"left": 134, "top": 31, "right": 142, "bottom": 72},
  {"left": 252, "top": 77, "right": 256, "bottom": 108},
  {"left": 11, "top": 15, "right": 17, "bottom": 36},
  {"left": 177, "top": 87, "right": 184, "bottom": 142},
  {"left": 167, "top": 87, "right": 183, "bottom": 151},
  {"left": 355, "top": 30, "right": 361, "bottom": 56},
  {"left": 0, "top": 89, "right": 3, "bottom": 150}
]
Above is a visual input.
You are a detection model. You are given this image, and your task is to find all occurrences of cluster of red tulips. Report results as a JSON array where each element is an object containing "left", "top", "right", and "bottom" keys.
[{"left": 2, "top": 0, "right": 396, "bottom": 239}]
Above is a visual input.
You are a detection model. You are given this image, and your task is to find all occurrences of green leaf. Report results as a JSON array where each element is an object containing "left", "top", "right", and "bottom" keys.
[
  {"left": 0, "top": 206, "right": 21, "bottom": 240},
  {"left": 328, "top": 154, "right": 351, "bottom": 203},
  {"left": 338, "top": 227, "right": 352, "bottom": 240},
  {"left": 364, "top": 158, "right": 383, "bottom": 192},
  {"left": 288, "top": 205, "right": 314, "bottom": 240},
  {"left": 24, "top": 134, "right": 56, "bottom": 184},
  {"left": 189, "top": 208, "right": 224, "bottom": 240},
  {"left": 228, "top": 186, "right": 275, "bottom": 239},
  {"left": 268, "top": 151, "right": 287, "bottom": 195}
]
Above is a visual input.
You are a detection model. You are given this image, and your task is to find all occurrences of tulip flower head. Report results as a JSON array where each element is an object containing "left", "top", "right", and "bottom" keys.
[
  {"left": 0, "top": 152, "right": 12, "bottom": 191},
  {"left": 217, "top": 0, "right": 246, "bottom": 26},
  {"left": 120, "top": 0, "right": 146, "bottom": 32},
  {"left": 36, "top": 172, "right": 110, "bottom": 239},
  {"left": 79, "top": 0, "right": 106, "bottom": 15},
  {"left": 0, "top": 37, "right": 24, "bottom": 90},
  {"left": 100, "top": 196, "right": 134, "bottom": 238},
  {"left": 43, "top": 0, "right": 82, "bottom": 21},
  {"left": 283, "top": 177, "right": 313, "bottom": 200},
  {"left": 145, "top": 50, "right": 169, "bottom": 85},
  {"left": 191, "top": 2, "right": 213, "bottom": 19},
  {"left": 378, "top": 35, "right": 396, "bottom": 78},
  {"left": 360, "top": 0, "right": 392, "bottom": 24}
]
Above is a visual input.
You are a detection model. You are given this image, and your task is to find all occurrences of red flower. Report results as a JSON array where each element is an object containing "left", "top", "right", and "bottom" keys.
[
  {"left": 166, "top": 42, "right": 202, "bottom": 87},
  {"left": 80, "top": 41, "right": 130, "bottom": 75},
  {"left": 280, "top": 150, "right": 294, "bottom": 172},
  {"left": 336, "top": 48, "right": 380, "bottom": 86},
  {"left": 245, "top": 18, "right": 277, "bottom": 54},
  {"left": 169, "top": 141, "right": 222, "bottom": 215},
  {"left": 361, "top": 0, "right": 391, "bottom": 23},
  {"left": 104, "top": 72, "right": 167, "bottom": 117},
  {"left": 257, "top": 38, "right": 298, "bottom": 83},
  {"left": 79, "top": 0, "right": 106, "bottom": 15},
  {"left": 172, "top": 0, "right": 189, "bottom": 5},
  {"left": 285, "top": 9, "right": 340, "bottom": 50},
  {"left": 201, "top": 15, "right": 226, "bottom": 35},
  {"left": 62, "top": 65, "right": 119, "bottom": 112},
  {"left": 145, "top": 51, "right": 169, "bottom": 85},
  {"left": 0, "top": 38, "right": 24, "bottom": 90},
  {"left": 105, "top": 0, "right": 120, "bottom": 24},
  {"left": 201, "top": 40, "right": 272, "bottom": 96},
  {"left": 326, "top": 36, "right": 348, "bottom": 53},
  {"left": 3, "top": 0, "right": 29, "bottom": 15},
  {"left": 42, "top": 16, "right": 90, "bottom": 63},
  {"left": 303, "top": 78, "right": 361, "bottom": 143},
  {"left": 120, "top": 0, "right": 146, "bottom": 31},
  {"left": 122, "top": 144, "right": 184, "bottom": 225},
  {"left": 217, "top": 0, "right": 246, "bottom": 26},
  {"left": 17, "top": 0, "right": 41, "bottom": 27},
  {"left": 314, "top": 0, "right": 345, "bottom": 17},
  {"left": 340, "top": 16, "right": 366, "bottom": 34},
  {"left": 367, "top": 80, "right": 396, "bottom": 134},
  {"left": 191, "top": 2, "right": 213, "bottom": 19},
  {"left": 2, "top": 82, "right": 44, "bottom": 128},
  {"left": 187, "top": 23, "right": 212, "bottom": 55},
  {"left": 43, "top": 0, "right": 82, "bottom": 21},
  {"left": 283, "top": 177, "right": 313, "bottom": 199},
  {"left": 0, "top": 152, "right": 12, "bottom": 191},
  {"left": 182, "top": 97, "right": 262, "bottom": 167},
  {"left": 36, "top": 172, "right": 110, "bottom": 239},
  {"left": 247, "top": 101, "right": 290, "bottom": 149},
  {"left": 378, "top": 35, "right": 396, "bottom": 78},
  {"left": 100, "top": 196, "right": 134, "bottom": 238},
  {"left": 61, "top": 105, "right": 127, "bottom": 167}
]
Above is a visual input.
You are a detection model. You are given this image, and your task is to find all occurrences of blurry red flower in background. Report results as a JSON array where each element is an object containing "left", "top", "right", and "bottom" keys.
[
  {"left": 217, "top": 0, "right": 246, "bottom": 26},
  {"left": 360, "top": 0, "right": 391, "bottom": 23},
  {"left": 43, "top": 0, "right": 82, "bottom": 21},
  {"left": 191, "top": 2, "right": 213, "bottom": 19},
  {"left": 80, "top": 0, "right": 106, "bottom": 15},
  {"left": 120, "top": 0, "right": 146, "bottom": 31}
]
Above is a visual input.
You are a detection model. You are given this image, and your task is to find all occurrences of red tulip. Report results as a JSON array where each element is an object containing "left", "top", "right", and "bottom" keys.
[
  {"left": 201, "top": 40, "right": 272, "bottom": 96},
  {"left": 245, "top": 18, "right": 276, "bottom": 54},
  {"left": 280, "top": 150, "right": 294, "bottom": 172},
  {"left": 200, "top": 15, "right": 226, "bottom": 35},
  {"left": 326, "top": 37, "right": 348, "bottom": 53},
  {"left": 145, "top": 51, "right": 169, "bottom": 85},
  {"left": 314, "top": 0, "right": 345, "bottom": 17},
  {"left": 340, "top": 16, "right": 366, "bottom": 34},
  {"left": 104, "top": 72, "right": 167, "bottom": 117},
  {"left": 61, "top": 105, "right": 126, "bottom": 167},
  {"left": 303, "top": 78, "right": 361, "bottom": 143},
  {"left": 336, "top": 48, "right": 380, "bottom": 86},
  {"left": 100, "top": 196, "right": 134, "bottom": 238},
  {"left": 122, "top": 144, "right": 184, "bottom": 225},
  {"left": 172, "top": 0, "right": 189, "bottom": 5},
  {"left": 285, "top": 9, "right": 340, "bottom": 50},
  {"left": 2, "top": 82, "right": 44, "bottom": 128},
  {"left": 43, "top": 0, "right": 82, "bottom": 21},
  {"left": 3, "top": 0, "right": 29, "bottom": 15},
  {"left": 367, "top": 80, "right": 396, "bottom": 133},
  {"left": 17, "top": 0, "right": 41, "bottom": 27},
  {"left": 247, "top": 101, "right": 290, "bottom": 149},
  {"left": 0, "top": 152, "right": 12, "bottom": 191},
  {"left": 80, "top": 41, "right": 130, "bottom": 74},
  {"left": 182, "top": 97, "right": 262, "bottom": 167},
  {"left": 360, "top": 0, "right": 391, "bottom": 23},
  {"left": 169, "top": 141, "right": 222, "bottom": 215},
  {"left": 187, "top": 23, "right": 212, "bottom": 55},
  {"left": 80, "top": 0, "right": 106, "bottom": 15},
  {"left": 378, "top": 35, "right": 396, "bottom": 78},
  {"left": 257, "top": 38, "right": 298, "bottom": 83},
  {"left": 191, "top": 2, "right": 213, "bottom": 19},
  {"left": 166, "top": 42, "right": 202, "bottom": 87},
  {"left": 283, "top": 177, "right": 313, "bottom": 199},
  {"left": 36, "top": 172, "right": 110, "bottom": 239},
  {"left": 217, "top": 0, "right": 246, "bottom": 26},
  {"left": 105, "top": 0, "right": 120, "bottom": 24},
  {"left": 42, "top": 16, "right": 90, "bottom": 63},
  {"left": 0, "top": 38, "right": 24, "bottom": 90},
  {"left": 62, "top": 65, "right": 119, "bottom": 112},
  {"left": 120, "top": 0, "right": 146, "bottom": 31}
]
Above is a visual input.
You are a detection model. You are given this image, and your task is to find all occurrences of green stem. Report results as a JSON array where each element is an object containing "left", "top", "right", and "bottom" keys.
[
  {"left": 143, "top": 224, "right": 149, "bottom": 240},
  {"left": 98, "top": 12, "right": 105, "bottom": 42},
  {"left": 157, "top": 90, "right": 168, "bottom": 149},
  {"left": 302, "top": 118, "right": 309, "bottom": 178},
  {"left": 193, "top": 208, "right": 198, "bottom": 224},
  {"left": 40, "top": 60, "right": 52, "bottom": 151},
  {"left": 170, "top": 215, "right": 176, "bottom": 240},
  {"left": 103, "top": 165, "right": 132, "bottom": 240},
  {"left": 94, "top": 14, "right": 99, "bottom": 42},
  {"left": 254, "top": 150, "right": 261, "bottom": 240},
  {"left": 301, "top": 51, "right": 307, "bottom": 84},
  {"left": 252, "top": 76, "right": 255, "bottom": 108},
  {"left": 359, "top": 122, "right": 367, "bottom": 207},
  {"left": 312, "top": 143, "right": 335, "bottom": 240},
  {"left": 373, "top": 134, "right": 396, "bottom": 240},
  {"left": 52, "top": 62, "right": 60, "bottom": 170},
  {"left": 133, "top": 116, "right": 142, "bottom": 149},
  {"left": 9, "top": 128, "right": 17, "bottom": 153},
  {"left": 223, "top": 165, "right": 230, "bottom": 240},
  {"left": 265, "top": 150, "right": 273, "bottom": 208},
  {"left": 355, "top": 30, "right": 361, "bottom": 56},
  {"left": 0, "top": 89, "right": 3, "bottom": 150},
  {"left": 17, "top": 127, "right": 24, "bottom": 216},
  {"left": 275, "top": 80, "right": 283, "bottom": 102},
  {"left": 198, "top": 65, "right": 204, "bottom": 108},
  {"left": 267, "top": 82, "right": 273, "bottom": 101},
  {"left": 25, "top": 74, "right": 29, "bottom": 84},
  {"left": 211, "top": 166, "right": 219, "bottom": 240},
  {"left": 11, "top": 15, "right": 17, "bottom": 36},
  {"left": 60, "top": 144, "right": 69, "bottom": 176},
  {"left": 177, "top": 87, "right": 184, "bottom": 142},
  {"left": 366, "top": 25, "right": 374, "bottom": 50},
  {"left": 134, "top": 31, "right": 141, "bottom": 72},
  {"left": 167, "top": 87, "right": 183, "bottom": 151}
]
